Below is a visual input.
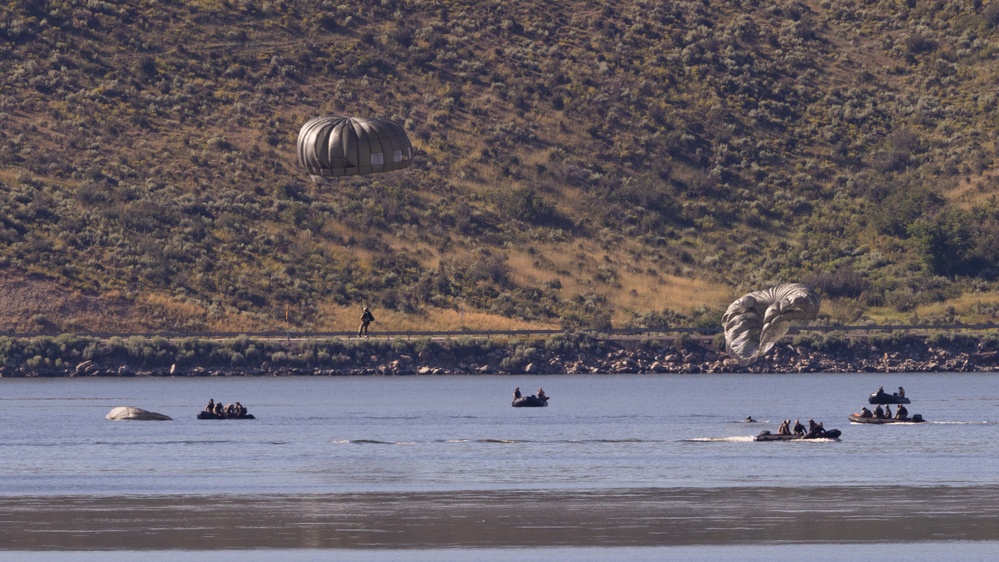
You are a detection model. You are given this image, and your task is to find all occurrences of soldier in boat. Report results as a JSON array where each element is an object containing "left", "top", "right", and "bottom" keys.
[
  {"left": 777, "top": 420, "right": 791, "bottom": 435},
  {"left": 804, "top": 421, "right": 825, "bottom": 439}
]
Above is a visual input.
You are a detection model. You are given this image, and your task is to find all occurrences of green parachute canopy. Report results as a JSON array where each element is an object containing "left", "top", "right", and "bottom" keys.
[
  {"left": 297, "top": 115, "right": 412, "bottom": 178},
  {"left": 721, "top": 283, "right": 821, "bottom": 366}
]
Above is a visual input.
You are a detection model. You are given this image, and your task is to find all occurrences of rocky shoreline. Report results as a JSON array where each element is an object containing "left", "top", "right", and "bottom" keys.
[{"left": 4, "top": 332, "right": 997, "bottom": 377}]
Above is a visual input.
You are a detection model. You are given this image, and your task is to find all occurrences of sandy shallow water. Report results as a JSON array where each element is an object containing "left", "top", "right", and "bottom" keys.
[{"left": 4, "top": 486, "right": 999, "bottom": 550}]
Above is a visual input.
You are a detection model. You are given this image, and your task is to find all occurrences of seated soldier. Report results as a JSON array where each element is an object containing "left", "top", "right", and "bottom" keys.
[
  {"left": 777, "top": 420, "right": 791, "bottom": 435},
  {"left": 805, "top": 422, "right": 825, "bottom": 439}
]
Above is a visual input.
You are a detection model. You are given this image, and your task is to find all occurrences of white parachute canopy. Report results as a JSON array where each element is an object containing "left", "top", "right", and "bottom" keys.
[
  {"left": 722, "top": 283, "right": 821, "bottom": 365},
  {"left": 105, "top": 406, "right": 172, "bottom": 421}
]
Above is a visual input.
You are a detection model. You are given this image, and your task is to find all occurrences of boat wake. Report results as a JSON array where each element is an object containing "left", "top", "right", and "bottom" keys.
[
  {"left": 480, "top": 438, "right": 662, "bottom": 444},
  {"left": 336, "top": 437, "right": 664, "bottom": 445},
  {"left": 930, "top": 420, "right": 998, "bottom": 425},
  {"left": 568, "top": 438, "right": 654, "bottom": 443},
  {"left": 684, "top": 435, "right": 840, "bottom": 443},
  {"left": 92, "top": 439, "right": 242, "bottom": 446}
]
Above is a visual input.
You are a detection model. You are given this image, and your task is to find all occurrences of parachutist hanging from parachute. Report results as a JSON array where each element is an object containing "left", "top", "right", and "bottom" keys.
[
  {"left": 297, "top": 115, "right": 412, "bottom": 181},
  {"left": 721, "top": 283, "right": 821, "bottom": 366},
  {"left": 294, "top": 115, "right": 411, "bottom": 329}
]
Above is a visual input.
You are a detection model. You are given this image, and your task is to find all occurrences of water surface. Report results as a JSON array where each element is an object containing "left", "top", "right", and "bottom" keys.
[{"left": 2, "top": 372, "right": 998, "bottom": 558}]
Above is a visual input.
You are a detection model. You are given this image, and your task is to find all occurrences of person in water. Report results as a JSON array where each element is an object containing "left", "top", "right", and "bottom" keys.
[
  {"left": 514, "top": 387, "right": 522, "bottom": 399},
  {"left": 745, "top": 416, "right": 756, "bottom": 423},
  {"left": 358, "top": 306, "right": 375, "bottom": 338},
  {"left": 895, "top": 404, "right": 908, "bottom": 420}
]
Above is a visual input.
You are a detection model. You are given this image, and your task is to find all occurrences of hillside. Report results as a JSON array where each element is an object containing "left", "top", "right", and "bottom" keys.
[{"left": 2, "top": 0, "right": 999, "bottom": 334}]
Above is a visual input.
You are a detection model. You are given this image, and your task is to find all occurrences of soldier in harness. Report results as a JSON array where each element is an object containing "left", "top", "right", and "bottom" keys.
[{"left": 358, "top": 307, "right": 375, "bottom": 338}]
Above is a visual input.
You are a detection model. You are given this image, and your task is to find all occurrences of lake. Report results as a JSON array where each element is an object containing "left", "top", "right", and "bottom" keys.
[{"left": 2, "top": 372, "right": 999, "bottom": 560}]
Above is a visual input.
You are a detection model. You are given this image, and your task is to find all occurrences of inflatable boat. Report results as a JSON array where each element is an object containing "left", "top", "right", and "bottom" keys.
[
  {"left": 848, "top": 413, "right": 924, "bottom": 424},
  {"left": 197, "top": 411, "right": 256, "bottom": 420},
  {"left": 512, "top": 395, "right": 549, "bottom": 407},
  {"left": 868, "top": 391, "right": 910, "bottom": 405},
  {"left": 754, "top": 428, "right": 841, "bottom": 441}
]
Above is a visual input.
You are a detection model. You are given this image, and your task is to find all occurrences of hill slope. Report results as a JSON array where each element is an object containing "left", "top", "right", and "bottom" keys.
[{"left": 2, "top": 0, "right": 999, "bottom": 333}]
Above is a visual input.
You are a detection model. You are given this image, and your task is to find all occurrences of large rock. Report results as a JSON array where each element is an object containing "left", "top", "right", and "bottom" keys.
[{"left": 105, "top": 406, "right": 172, "bottom": 421}]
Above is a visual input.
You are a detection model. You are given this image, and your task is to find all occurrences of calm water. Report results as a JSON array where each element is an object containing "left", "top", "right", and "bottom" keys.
[{"left": 3, "top": 372, "right": 999, "bottom": 559}]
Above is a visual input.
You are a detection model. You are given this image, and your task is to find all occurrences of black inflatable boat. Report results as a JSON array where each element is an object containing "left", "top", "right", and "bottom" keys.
[
  {"left": 197, "top": 411, "right": 256, "bottom": 420},
  {"left": 848, "top": 413, "right": 924, "bottom": 424},
  {"left": 512, "top": 395, "right": 549, "bottom": 407},
  {"left": 754, "top": 428, "right": 841, "bottom": 441},
  {"left": 868, "top": 391, "right": 910, "bottom": 405}
]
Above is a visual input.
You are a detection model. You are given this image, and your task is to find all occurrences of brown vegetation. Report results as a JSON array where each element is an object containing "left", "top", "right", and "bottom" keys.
[{"left": 1, "top": 0, "right": 998, "bottom": 334}]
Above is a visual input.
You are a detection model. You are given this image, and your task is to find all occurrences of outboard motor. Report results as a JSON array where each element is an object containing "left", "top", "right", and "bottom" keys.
[{"left": 912, "top": 414, "right": 923, "bottom": 422}]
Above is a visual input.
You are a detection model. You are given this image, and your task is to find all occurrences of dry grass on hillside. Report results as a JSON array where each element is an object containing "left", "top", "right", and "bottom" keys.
[
  {"left": 612, "top": 272, "right": 731, "bottom": 319},
  {"left": 506, "top": 237, "right": 731, "bottom": 324},
  {"left": 946, "top": 169, "right": 999, "bottom": 210},
  {"left": 914, "top": 293, "right": 999, "bottom": 323}
]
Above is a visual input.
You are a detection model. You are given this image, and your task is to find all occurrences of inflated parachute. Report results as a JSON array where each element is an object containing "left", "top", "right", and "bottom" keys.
[
  {"left": 297, "top": 115, "right": 412, "bottom": 178},
  {"left": 721, "top": 283, "right": 820, "bottom": 365}
]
